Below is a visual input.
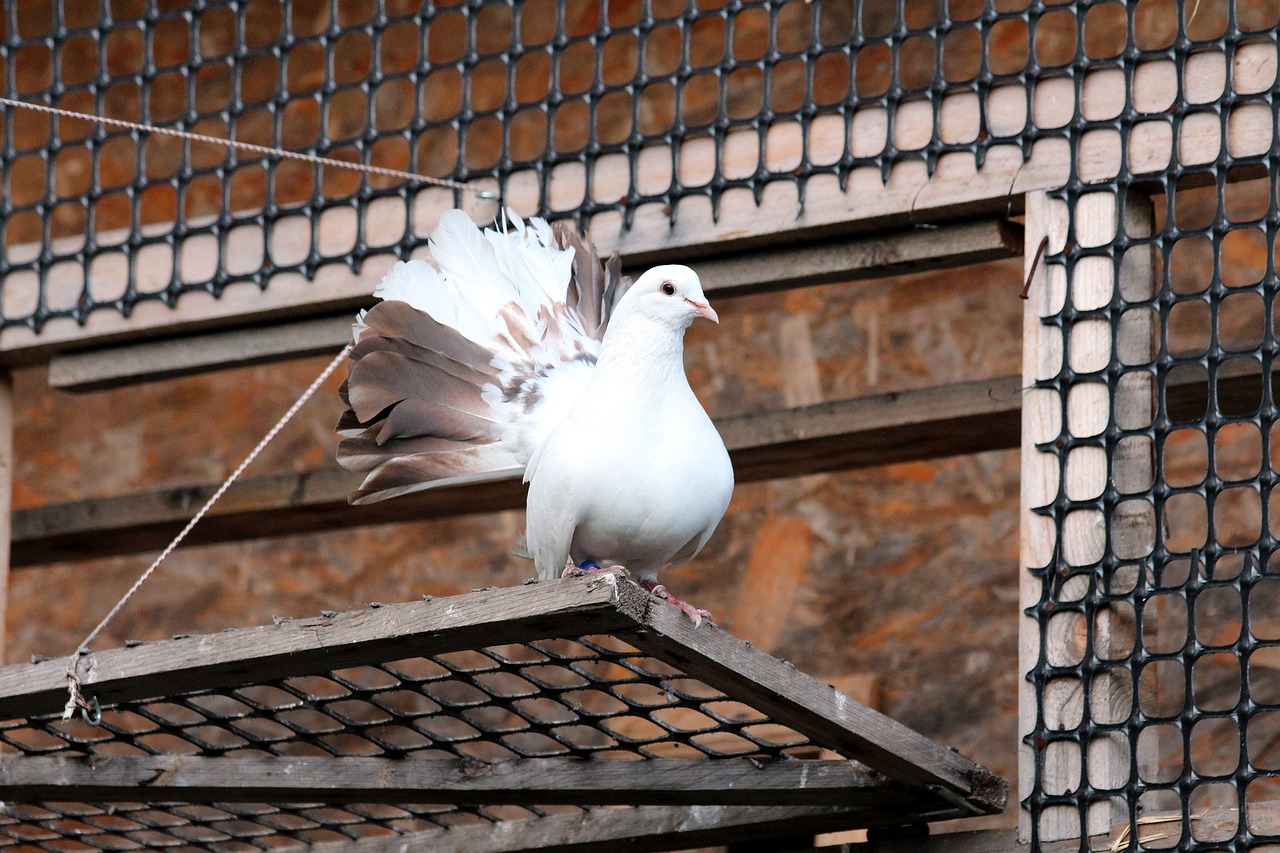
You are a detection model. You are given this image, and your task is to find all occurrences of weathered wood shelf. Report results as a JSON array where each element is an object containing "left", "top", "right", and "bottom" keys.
[{"left": 0, "top": 579, "right": 1006, "bottom": 852}]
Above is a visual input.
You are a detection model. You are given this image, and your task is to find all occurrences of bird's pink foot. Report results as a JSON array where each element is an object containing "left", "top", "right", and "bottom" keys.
[{"left": 640, "top": 580, "right": 712, "bottom": 627}]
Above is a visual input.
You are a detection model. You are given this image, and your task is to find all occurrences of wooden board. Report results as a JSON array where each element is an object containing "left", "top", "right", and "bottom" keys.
[
  {"left": 11, "top": 375, "right": 1026, "bottom": 567},
  {"left": 0, "top": 755, "right": 921, "bottom": 808},
  {"left": 0, "top": 580, "right": 648, "bottom": 720},
  {"left": 0, "top": 42, "right": 1270, "bottom": 363},
  {"left": 0, "top": 372, "right": 11, "bottom": 663},
  {"left": 344, "top": 804, "right": 875, "bottom": 853},
  {"left": 43, "top": 220, "right": 1020, "bottom": 390},
  {"left": 1017, "top": 190, "right": 1158, "bottom": 842},
  {"left": 621, "top": 601, "right": 1006, "bottom": 809},
  {"left": 13, "top": 357, "right": 1260, "bottom": 569},
  {"left": 47, "top": 315, "right": 356, "bottom": 392}
]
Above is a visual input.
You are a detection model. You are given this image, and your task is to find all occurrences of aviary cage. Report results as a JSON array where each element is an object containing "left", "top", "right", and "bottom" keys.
[{"left": 0, "top": 0, "right": 1275, "bottom": 851}]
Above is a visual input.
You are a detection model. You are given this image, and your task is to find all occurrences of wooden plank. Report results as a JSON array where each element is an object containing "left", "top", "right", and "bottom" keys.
[
  {"left": 0, "top": 43, "right": 1270, "bottom": 364},
  {"left": 617, "top": 602, "right": 1008, "bottom": 810},
  {"left": 12, "top": 357, "right": 1261, "bottom": 568},
  {"left": 0, "top": 371, "right": 11, "bottom": 663},
  {"left": 1019, "top": 191, "right": 1069, "bottom": 844},
  {"left": 47, "top": 315, "right": 355, "bottom": 392},
  {"left": 10, "top": 375, "right": 1026, "bottom": 567},
  {"left": 319, "top": 804, "right": 883, "bottom": 853},
  {"left": 43, "top": 221, "right": 1020, "bottom": 391},
  {"left": 0, "top": 579, "right": 649, "bottom": 720},
  {"left": 696, "top": 219, "right": 1022, "bottom": 299},
  {"left": 0, "top": 755, "right": 930, "bottom": 808},
  {"left": 1018, "top": 191, "right": 1156, "bottom": 842}
]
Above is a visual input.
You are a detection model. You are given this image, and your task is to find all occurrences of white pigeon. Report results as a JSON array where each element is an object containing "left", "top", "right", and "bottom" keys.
[{"left": 337, "top": 209, "right": 733, "bottom": 623}]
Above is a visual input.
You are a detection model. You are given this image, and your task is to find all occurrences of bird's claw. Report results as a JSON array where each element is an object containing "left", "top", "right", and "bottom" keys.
[
  {"left": 561, "top": 561, "right": 628, "bottom": 580},
  {"left": 562, "top": 562, "right": 628, "bottom": 601},
  {"left": 640, "top": 581, "right": 713, "bottom": 627}
]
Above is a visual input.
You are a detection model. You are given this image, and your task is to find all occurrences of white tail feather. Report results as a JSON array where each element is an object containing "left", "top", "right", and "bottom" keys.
[{"left": 338, "top": 208, "right": 627, "bottom": 506}]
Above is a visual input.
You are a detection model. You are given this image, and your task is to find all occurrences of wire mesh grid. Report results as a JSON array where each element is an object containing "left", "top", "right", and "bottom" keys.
[{"left": 0, "top": 634, "right": 815, "bottom": 851}]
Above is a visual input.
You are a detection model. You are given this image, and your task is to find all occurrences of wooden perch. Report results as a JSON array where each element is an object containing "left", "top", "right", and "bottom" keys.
[
  {"left": 0, "top": 578, "right": 1005, "bottom": 815},
  {"left": 0, "top": 755, "right": 915, "bottom": 807}
]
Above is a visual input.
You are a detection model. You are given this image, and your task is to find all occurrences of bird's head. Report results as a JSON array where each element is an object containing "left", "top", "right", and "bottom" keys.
[{"left": 621, "top": 264, "right": 718, "bottom": 330}]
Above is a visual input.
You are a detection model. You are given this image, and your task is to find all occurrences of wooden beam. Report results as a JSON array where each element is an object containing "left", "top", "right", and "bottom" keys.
[
  {"left": 0, "top": 42, "right": 1270, "bottom": 364},
  {"left": 0, "top": 580, "right": 649, "bottom": 720},
  {"left": 44, "top": 220, "right": 1020, "bottom": 392},
  {"left": 618, "top": 603, "right": 1008, "bottom": 810},
  {"left": 12, "top": 375, "right": 1026, "bottom": 567},
  {"left": 0, "top": 371, "right": 11, "bottom": 664},
  {"left": 0, "top": 755, "right": 930, "bottom": 808},
  {"left": 13, "top": 355, "right": 1258, "bottom": 568},
  {"left": 327, "top": 804, "right": 880, "bottom": 853},
  {"left": 1018, "top": 191, "right": 1157, "bottom": 842},
  {"left": 695, "top": 218, "right": 1022, "bottom": 299},
  {"left": 1019, "top": 191, "right": 1067, "bottom": 844},
  {"left": 47, "top": 315, "right": 355, "bottom": 392}
]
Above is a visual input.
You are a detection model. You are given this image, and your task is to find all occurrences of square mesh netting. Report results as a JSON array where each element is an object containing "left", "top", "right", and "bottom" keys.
[
  {"left": 1020, "top": 24, "right": 1280, "bottom": 853},
  {"left": 1, "top": 0, "right": 1165, "bottom": 332},
  {"left": 0, "top": 636, "right": 811, "bottom": 850},
  {"left": 5, "top": 0, "right": 1280, "bottom": 850}
]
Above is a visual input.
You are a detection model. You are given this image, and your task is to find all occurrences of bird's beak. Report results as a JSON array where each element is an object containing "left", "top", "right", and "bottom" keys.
[{"left": 687, "top": 298, "right": 719, "bottom": 324}]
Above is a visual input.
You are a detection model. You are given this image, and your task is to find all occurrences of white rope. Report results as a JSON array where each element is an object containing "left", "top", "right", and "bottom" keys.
[
  {"left": 0, "top": 97, "right": 498, "bottom": 199},
  {"left": 62, "top": 343, "right": 353, "bottom": 720}
]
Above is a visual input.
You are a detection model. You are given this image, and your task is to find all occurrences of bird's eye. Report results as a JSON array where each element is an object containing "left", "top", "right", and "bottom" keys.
[{"left": 661, "top": 282, "right": 676, "bottom": 296}]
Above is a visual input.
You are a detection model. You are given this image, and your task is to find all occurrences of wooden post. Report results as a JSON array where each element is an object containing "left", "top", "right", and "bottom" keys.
[
  {"left": 1019, "top": 190, "right": 1155, "bottom": 843},
  {"left": 0, "top": 370, "right": 11, "bottom": 664}
]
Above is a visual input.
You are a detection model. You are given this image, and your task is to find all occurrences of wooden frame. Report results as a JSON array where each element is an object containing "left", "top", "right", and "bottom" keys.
[{"left": 0, "top": 579, "right": 1006, "bottom": 851}]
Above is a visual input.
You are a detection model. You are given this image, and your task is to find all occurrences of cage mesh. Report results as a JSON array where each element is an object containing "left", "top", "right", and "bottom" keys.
[
  {"left": 3, "top": 0, "right": 1103, "bottom": 332},
  {"left": 0, "top": 634, "right": 818, "bottom": 851},
  {"left": 3, "top": 0, "right": 1280, "bottom": 850}
]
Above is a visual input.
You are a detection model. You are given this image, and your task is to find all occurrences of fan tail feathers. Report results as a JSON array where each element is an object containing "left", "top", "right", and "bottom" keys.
[{"left": 338, "top": 209, "right": 631, "bottom": 506}]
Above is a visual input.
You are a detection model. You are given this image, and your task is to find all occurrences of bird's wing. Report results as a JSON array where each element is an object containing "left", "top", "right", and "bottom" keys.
[{"left": 337, "top": 209, "right": 630, "bottom": 504}]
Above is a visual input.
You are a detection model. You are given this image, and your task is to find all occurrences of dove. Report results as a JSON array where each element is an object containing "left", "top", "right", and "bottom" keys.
[{"left": 337, "top": 209, "right": 733, "bottom": 623}]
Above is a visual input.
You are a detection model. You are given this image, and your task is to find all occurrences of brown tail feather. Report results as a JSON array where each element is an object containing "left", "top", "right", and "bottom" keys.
[
  {"left": 361, "top": 300, "right": 495, "bottom": 367},
  {"left": 347, "top": 351, "right": 491, "bottom": 425},
  {"left": 347, "top": 447, "right": 521, "bottom": 505}
]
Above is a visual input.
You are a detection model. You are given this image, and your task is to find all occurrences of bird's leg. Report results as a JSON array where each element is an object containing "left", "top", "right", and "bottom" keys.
[
  {"left": 562, "top": 560, "right": 628, "bottom": 601},
  {"left": 639, "top": 579, "right": 712, "bottom": 627},
  {"left": 561, "top": 560, "right": 628, "bottom": 579}
]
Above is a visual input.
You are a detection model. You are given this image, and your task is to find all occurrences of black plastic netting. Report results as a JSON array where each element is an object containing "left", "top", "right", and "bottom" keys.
[
  {"left": 0, "top": 0, "right": 1149, "bottom": 332},
  {"left": 3, "top": 2, "right": 1280, "bottom": 851}
]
